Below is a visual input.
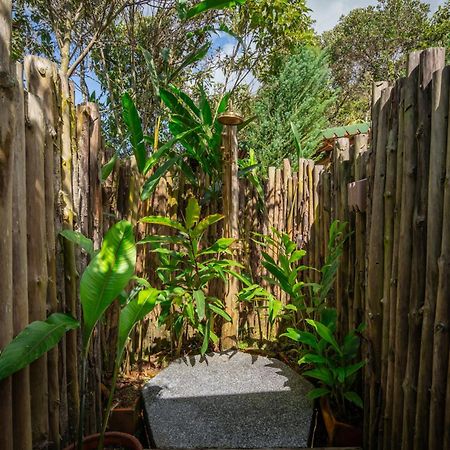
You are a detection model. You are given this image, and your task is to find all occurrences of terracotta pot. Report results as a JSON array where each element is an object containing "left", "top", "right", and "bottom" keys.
[
  {"left": 108, "top": 398, "right": 141, "bottom": 435},
  {"left": 63, "top": 431, "right": 143, "bottom": 450},
  {"left": 320, "top": 397, "right": 363, "bottom": 446}
]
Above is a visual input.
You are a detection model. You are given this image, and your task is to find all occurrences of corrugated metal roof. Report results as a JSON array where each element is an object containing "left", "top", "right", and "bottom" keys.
[{"left": 321, "top": 122, "right": 370, "bottom": 140}]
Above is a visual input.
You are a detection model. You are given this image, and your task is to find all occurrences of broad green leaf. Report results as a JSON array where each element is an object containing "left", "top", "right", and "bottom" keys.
[
  {"left": 101, "top": 154, "right": 118, "bottom": 182},
  {"left": 0, "top": 313, "right": 79, "bottom": 381},
  {"left": 199, "top": 238, "right": 235, "bottom": 255},
  {"left": 306, "top": 319, "right": 341, "bottom": 355},
  {"left": 194, "top": 290, "right": 206, "bottom": 321},
  {"left": 117, "top": 288, "right": 159, "bottom": 354},
  {"left": 60, "top": 230, "right": 94, "bottom": 256},
  {"left": 141, "top": 156, "right": 179, "bottom": 200},
  {"left": 199, "top": 85, "right": 213, "bottom": 126},
  {"left": 307, "top": 388, "right": 330, "bottom": 400},
  {"left": 185, "top": 197, "right": 201, "bottom": 229},
  {"left": 303, "top": 368, "right": 333, "bottom": 386},
  {"left": 80, "top": 221, "right": 136, "bottom": 349},
  {"left": 281, "top": 328, "right": 318, "bottom": 348},
  {"left": 208, "top": 303, "right": 231, "bottom": 321},
  {"left": 138, "top": 235, "right": 184, "bottom": 246},
  {"left": 344, "top": 391, "right": 363, "bottom": 408},
  {"left": 122, "top": 93, "right": 146, "bottom": 173},
  {"left": 140, "top": 216, "right": 186, "bottom": 233},
  {"left": 192, "top": 214, "right": 223, "bottom": 238},
  {"left": 298, "top": 354, "right": 327, "bottom": 365}
]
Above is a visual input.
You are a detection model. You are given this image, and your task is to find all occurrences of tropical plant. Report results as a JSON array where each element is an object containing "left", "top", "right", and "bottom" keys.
[
  {"left": 62, "top": 221, "right": 139, "bottom": 449},
  {"left": 0, "top": 313, "right": 79, "bottom": 381},
  {"left": 243, "top": 45, "right": 337, "bottom": 170},
  {"left": 247, "top": 220, "right": 348, "bottom": 334},
  {"left": 139, "top": 197, "right": 239, "bottom": 355},
  {"left": 116, "top": 86, "right": 230, "bottom": 200},
  {"left": 283, "top": 309, "right": 365, "bottom": 420}
]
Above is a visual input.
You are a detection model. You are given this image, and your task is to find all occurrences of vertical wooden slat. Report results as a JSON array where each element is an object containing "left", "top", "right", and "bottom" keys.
[
  {"left": 427, "top": 65, "right": 450, "bottom": 450},
  {"left": 0, "top": 2, "right": 14, "bottom": 444},
  {"left": 12, "top": 62, "right": 33, "bottom": 450},
  {"left": 366, "top": 84, "right": 391, "bottom": 450},
  {"left": 391, "top": 59, "right": 418, "bottom": 448},
  {"left": 25, "top": 90, "right": 49, "bottom": 446},
  {"left": 413, "top": 47, "right": 446, "bottom": 450}
]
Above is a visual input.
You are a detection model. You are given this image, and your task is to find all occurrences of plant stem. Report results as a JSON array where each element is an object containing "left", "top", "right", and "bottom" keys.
[
  {"left": 98, "top": 353, "right": 122, "bottom": 450},
  {"left": 77, "top": 347, "right": 89, "bottom": 450}
]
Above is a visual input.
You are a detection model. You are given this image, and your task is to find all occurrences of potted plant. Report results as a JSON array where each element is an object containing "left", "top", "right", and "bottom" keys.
[
  {"left": 283, "top": 309, "right": 365, "bottom": 446},
  {"left": 61, "top": 221, "right": 159, "bottom": 450}
]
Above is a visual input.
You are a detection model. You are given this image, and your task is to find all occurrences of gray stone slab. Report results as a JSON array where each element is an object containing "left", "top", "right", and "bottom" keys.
[{"left": 142, "top": 351, "right": 314, "bottom": 449}]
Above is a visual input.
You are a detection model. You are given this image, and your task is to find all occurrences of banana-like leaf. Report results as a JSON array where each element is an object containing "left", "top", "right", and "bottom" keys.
[
  {"left": 141, "top": 156, "right": 179, "bottom": 200},
  {"left": 101, "top": 154, "right": 118, "bottom": 182},
  {"left": 0, "top": 313, "right": 79, "bottom": 381},
  {"left": 117, "top": 288, "right": 159, "bottom": 355},
  {"left": 80, "top": 221, "right": 136, "bottom": 348},
  {"left": 122, "top": 93, "right": 147, "bottom": 173},
  {"left": 60, "top": 229, "right": 94, "bottom": 257},
  {"left": 192, "top": 214, "right": 223, "bottom": 238}
]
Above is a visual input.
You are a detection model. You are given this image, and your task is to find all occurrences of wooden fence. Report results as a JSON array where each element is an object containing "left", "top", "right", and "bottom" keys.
[{"left": 1, "top": 4, "right": 450, "bottom": 447}]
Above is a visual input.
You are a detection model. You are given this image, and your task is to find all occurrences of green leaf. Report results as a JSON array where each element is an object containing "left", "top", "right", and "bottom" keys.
[
  {"left": 141, "top": 156, "right": 179, "bottom": 200},
  {"left": 140, "top": 216, "right": 187, "bottom": 233},
  {"left": 169, "top": 44, "right": 210, "bottom": 82},
  {"left": 199, "top": 238, "right": 235, "bottom": 255},
  {"left": 185, "top": 197, "right": 201, "bottom": 229},
  {"left": 303, "top": 368, "right": 333, "bottom": 386},
  {"left": 101, "top": 154, "right": 118, "bottom": 182},
  {"left": 80, "top": 221, "right": 136, "bottom": 349},
  {"left": 184, "top": 0, "right": 246, "bottom": 19},
  {"left": 60, "top": 230, "right": 94, "bottom": 257},
  {"left": 192, "top": 214, "right": 223, "bottom": 238},
  {"left": 281, "top": 328, "right": 318, "bottom": 348},
  {"left": 122, "top": 93, "right": 146, "bottom": 173},
  {"left": 200, "top": 319, "right": 210, "bottom": 355},
  {"left": 194, "top": 290, "right": 206, "bottom": 321},
  {"left": 307, "top": 388, "right": 330, "bottom": 400},
  {"left": 0, "top": 313, "right": 79, "bottom": 381},
  {"left": 141, "top": 47, "right": 160, "bottom": 96},
  {"left": 117, "top": 288, "right": 159, "bottom": 354},
  {"left": 344, "top": 391, "right": 363, "bottom": 408},
  {"left": 306, "top": 319, "right": 341, "bottom": 354},
  {"left": 208, "top": 303, "right": 231, "bottom": 321}
]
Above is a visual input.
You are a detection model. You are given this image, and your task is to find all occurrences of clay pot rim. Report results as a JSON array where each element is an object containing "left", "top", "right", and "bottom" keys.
[{"left": 63, "top": 431, "right": 142, "bottom": 450}]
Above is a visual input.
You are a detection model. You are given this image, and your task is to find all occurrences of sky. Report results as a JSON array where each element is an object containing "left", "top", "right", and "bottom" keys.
[{"left": 307, "top": 0, "right": 442, "bottom": 34}]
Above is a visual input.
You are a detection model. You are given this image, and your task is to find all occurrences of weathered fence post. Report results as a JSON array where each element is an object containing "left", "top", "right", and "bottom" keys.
[
  {"left": 219, "top": 111, "right": 243, "bottom": 349},
  {"left": 0, "top": 1, "right": 14, "bottom": 447},
  {"left": 12, "top": 62, "right": 33, "bottom": 450}
]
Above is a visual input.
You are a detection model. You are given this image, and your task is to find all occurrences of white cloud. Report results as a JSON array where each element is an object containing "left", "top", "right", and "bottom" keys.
[{"left": 307, "top": 0, "right": 441, "bottom": 34}]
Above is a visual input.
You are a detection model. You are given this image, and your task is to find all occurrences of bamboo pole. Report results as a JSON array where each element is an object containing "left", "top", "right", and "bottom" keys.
[
  {"left": 26, "top": 55, "right": 61, "bottom": 449},
  {"left": 366, "top": 84, "right": 391, "bottom": 450},
  {"left": 59, "top": 71, "right": 80, "bottom": 441},
  {"left": 25, "top": 91, "right": 49, "bottom": 445},
  {"left": 413, "top": 47, "right": 446, "bottom": 450},
  {"left": 427, "top": 65, "right": 450, "bottom": 450},
  {"left": 0, "top": 10, "right": 14, "bottom": 446},
  {"left": 382, "top": 77, "right": 405, "bottom": 450},
  {"left": 353, "top": 134, "right": 368, "bottom": 329},
  {"left": 379, "top": 82, "right": 399, "bottom": 446},
  {"left": 0, "top": 0, "right": 11, "bottom": 85},
  {"left": 391, "top": 58, "right": 419, "bottom": 448},
  {"left": 11, "top": 62, "right": 33, "bottom": 450}
]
